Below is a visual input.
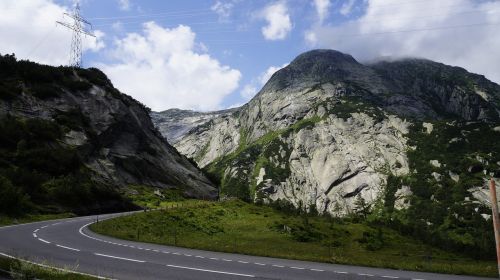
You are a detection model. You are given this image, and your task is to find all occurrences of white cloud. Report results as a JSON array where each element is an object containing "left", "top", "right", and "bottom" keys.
[
  {"left": 117, "top": 0, "right": 131, "bottom": 11},
  {"left": 99, "top": 22, "right": 241, "bottom": 112},
  {"left": 259, "top": 63, "right": 289, "bottom": 85},
  {"left": 340, "top": 0, "right": 356, "bottom": 16},
  {"left": 211, "top": 0, "right": 235, "bottom": 21},
  {"left": 240, "top": 84, "right": 258, "bottom": 100},
  {"left": 0, "top": 0, "right": 104, "bottom": 66},
  {"left": 259, "top": 1, "right": 292, "bottom": 40},
  {"left": 305, "top": 0, "right": 500, "bottom": 84},
  {"left": 313, "top": 0, "right": 331, "bottom": 23},
  {"left": 240, "top": 63, "right": 288, "bottom": 101}
]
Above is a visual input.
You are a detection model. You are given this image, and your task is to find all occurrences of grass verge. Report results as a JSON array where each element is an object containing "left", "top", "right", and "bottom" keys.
[
  {"left": 90, "top": 200, "right": 496, "bottom": 278},
  {"left": 0, "top": 256, "right": 97, "bottom": 280},
  {"left": 0, "top": 213, "right": 76, "bottom": 227}
]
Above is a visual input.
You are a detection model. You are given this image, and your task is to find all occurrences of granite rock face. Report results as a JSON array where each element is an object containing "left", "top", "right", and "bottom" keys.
[
  {"left": 0, "top": 61, "right": 217, "bottom": 199},
  {"left": 152, "top": 49, "right": 500, "bottom": 214}
]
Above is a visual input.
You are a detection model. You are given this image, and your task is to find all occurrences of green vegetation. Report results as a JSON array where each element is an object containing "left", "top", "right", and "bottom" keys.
[
  {"left": 0, "top": 213, "right": 75, "bottom": 227},
  {"left": 205, "top": 116, "right": 323, "bottom": 201},
  {"left": 0, "top": 115, "right": 131, "bottom": 218},
  {"left": 0, "top": 256, "right": 97, "bottom": 280},
  {"left": 91, "top": 200, "right": 496, "bottom": 277},
  {"left": 0, "top": 54, "right": 117, "bottom": 101},
  {"left": 0, "top": 54, "right": 138, "bottom": 219},
  {"left": 381, "top": 121, "right": 500, "bottom": 260},
  {"left": 205, "top": 96, "right": 389, "bottom": 202},
  {"left": 122, "top": 185, "right": 192, "bottom": 209},
  {"left": 204, "top": 97, "right": 499, "bottom": 266}
]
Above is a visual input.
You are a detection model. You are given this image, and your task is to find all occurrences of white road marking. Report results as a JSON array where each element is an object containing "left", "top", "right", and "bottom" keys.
[
  {"left": 254, "top": 263, "right": 266, "bottom": 266},
  {"left": 34, "top": 229, "right": 39, "bottom": 233},
  {"left": 335, "top": 271, "right": 348, "bottom": 274},
  {"left": 290, "top": 266, "right": 305, "bottom": 270},
  {"left": 41, "top": 225, "right": 48, "bottom": 229},
  {"left": 33, "top": 233, "right": 37, "bottom": 238},
  {"left": 272, "top": 264, "right": 284, "bottom": 268},
  {"left": 172, "top": 252, "right": 181, "bottom": 255},
  {"left": 166, "top": 264, "right": 255, "bottom": 278},
  {"left": 162, "top": 251, "right": 170, "bottom": 254},
  {"left": 56, "top": 244, "right": 80, "bottom": 252},
  {"left": 94, "top": 253, "right": 145, "bottom": 263},
  {"left": 153, "top": 250, "right": 160, "bottom": 252},
  {"left": 209, "top": 257, "right": 219, "bottom": 260},
  {"left": 311, "top": 268, "right": 324, "bottom": 272},
  {"left": 195, "top": 256, "right": 205, "bottom": 258},
  {"left": 184, "top": 254, "right": 192, "bottom": 257},
  {"left": 359, "top": 273, "right": 374, "bottom": 276},
  {"left": 38, "top": 238, "right": 50, "bottom": 244},
  {"left": 222, "top": 259, "right": 232, "bottom": 262},
  {"left": 382, "top": 276, "right": 399, "bottom": 279}
]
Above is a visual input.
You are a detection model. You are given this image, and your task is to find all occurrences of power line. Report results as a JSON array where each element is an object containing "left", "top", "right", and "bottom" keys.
[
  {"left": 56, "top": 2, "right": 95, "bottom": 67},
  {"left": 25, "top": 25, "right": 56, "bottom": 59},
  {"left": 337, "top": 21, "right": 500, "bottom": 38},
  {"left": 345, "top": 8, "right": 500, "bottom": 26},
  {"left": 89, "top": 9, "right": 212, "bottom": 21}
]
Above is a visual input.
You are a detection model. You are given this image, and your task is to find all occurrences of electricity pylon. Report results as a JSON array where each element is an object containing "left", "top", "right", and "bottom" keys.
[{"left": 56, "top": 2, "right": 95, "bottom": 67}]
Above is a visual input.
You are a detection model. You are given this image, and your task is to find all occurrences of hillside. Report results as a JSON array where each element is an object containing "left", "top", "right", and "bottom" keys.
[
  {"left": 0, "top": 54, "right": 216, "bottom": 217},
  {"left": 152, "top": 49, "right": 500, "bottom": 258}
]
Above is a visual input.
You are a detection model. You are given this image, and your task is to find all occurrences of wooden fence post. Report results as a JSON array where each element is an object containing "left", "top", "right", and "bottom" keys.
[{"left": 489, "top": 178, "right": 500, "bottom": 278}]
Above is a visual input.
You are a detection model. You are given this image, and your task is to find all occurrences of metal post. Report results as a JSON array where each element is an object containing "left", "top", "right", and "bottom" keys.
[
  {"left": 489, "top": 178, "right": 500, "bottom": 278},
  {"left": 174, "top": 227, "right": 177, "bottom": 246}
]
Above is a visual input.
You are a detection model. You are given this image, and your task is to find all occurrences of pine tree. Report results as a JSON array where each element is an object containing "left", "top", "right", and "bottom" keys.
[{"left": 354, "top": 194, "right": 370, "bottom": 219}]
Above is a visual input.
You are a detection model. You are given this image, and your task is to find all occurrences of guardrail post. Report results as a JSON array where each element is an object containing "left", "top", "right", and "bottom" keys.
[{"left": 489, "top": 178, "right": 500, "bottom": 278}]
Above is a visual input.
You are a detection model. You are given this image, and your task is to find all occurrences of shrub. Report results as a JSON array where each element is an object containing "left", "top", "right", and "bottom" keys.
[{"left": 0, "top": 175, "right": 30, "bottom": 216}]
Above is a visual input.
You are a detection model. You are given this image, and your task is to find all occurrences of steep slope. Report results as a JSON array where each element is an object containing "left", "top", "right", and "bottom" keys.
[
  {"left": 153, "top": 49, "right": 500, "bottom": 258},
  {"left": 154, "top": 50, "right": 499, "bottom": 212},
  {"left": 0, "top": 54, "right": 216, "bottom": 216},
  {"left": 151, "top": 108, "right": 236, "bottom": 144}
]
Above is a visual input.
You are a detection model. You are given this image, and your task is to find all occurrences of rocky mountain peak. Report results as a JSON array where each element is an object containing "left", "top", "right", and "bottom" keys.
[
  {"left": 259, "top": 49, "right": 385, "bottom": 96},
  {"left": 290, "top": 49, "right": 359, "bottom": 69}
]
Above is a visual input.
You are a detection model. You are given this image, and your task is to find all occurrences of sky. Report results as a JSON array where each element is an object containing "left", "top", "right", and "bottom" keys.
[{"left": 1, "top": 0, "right": 499, "bottom": 112}]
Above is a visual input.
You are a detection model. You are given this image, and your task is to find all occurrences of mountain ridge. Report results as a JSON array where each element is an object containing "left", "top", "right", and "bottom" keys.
[
  {"left": 152, "top": 48, "right": 499, "bottom": 213},
  {"left": 0, "top": 54, "right": 216, "bottom": 216}
]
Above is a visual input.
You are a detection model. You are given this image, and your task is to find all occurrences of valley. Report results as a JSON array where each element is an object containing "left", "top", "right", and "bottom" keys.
[{"left": 0, "top": 49, "right": 499, "bottom": 279}]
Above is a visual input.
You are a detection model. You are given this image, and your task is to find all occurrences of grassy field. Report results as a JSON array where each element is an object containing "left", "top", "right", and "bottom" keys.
[
  {"left": 0, "top": 256, "right": 97, "bottom": 280},
  {"left": 0, "top": 213, "right": 76, "bottom": 227},
  {"left": 90, "top": 200, "right": 496, "bottom": 277}
]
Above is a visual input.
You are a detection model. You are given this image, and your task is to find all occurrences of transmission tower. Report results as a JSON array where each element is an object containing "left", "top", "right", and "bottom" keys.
[{"left": 56, "top": 2, "right": 95, "bottom": 67}]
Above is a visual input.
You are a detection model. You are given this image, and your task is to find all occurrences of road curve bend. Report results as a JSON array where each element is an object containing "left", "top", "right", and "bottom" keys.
[{"left": 0, "top": 213, "right": 494, "bottom": 280}]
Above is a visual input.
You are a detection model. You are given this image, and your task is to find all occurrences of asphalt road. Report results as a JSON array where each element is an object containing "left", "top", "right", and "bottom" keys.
[{"left": 0, "top": 213, "right": 494, "bottom": 280}]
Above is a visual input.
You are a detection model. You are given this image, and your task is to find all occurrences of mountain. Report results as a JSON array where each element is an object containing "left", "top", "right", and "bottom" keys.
[
  {"left": 0, "top": 54, "right": 216, "bottom": 216},
  {"left": 151, "top": 108, "right": 236, "bottom": 144},
  {"left": 152, "top": 49, "right": 500, "bottom": 255}
]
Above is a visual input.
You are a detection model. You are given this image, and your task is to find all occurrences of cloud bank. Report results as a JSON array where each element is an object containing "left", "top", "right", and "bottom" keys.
[
  {"left": 306, "top": 0, "right": 500, "bottom": 83},
  {"left": 99, "top": 22, "right": 241, "bottom": 111}
]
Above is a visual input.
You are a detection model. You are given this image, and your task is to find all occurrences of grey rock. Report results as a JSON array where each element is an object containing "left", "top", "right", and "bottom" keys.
[
  {"left": 0, "top": 68, "right": 217, "bottom": 199},
  {"left": 152, "top": 49, "right": 500, "bottom": 215}
]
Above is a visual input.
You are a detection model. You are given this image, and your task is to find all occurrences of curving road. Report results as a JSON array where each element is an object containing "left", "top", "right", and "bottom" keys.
[{"left": 0, "top": 213, "right": 494, "bottom": 280}]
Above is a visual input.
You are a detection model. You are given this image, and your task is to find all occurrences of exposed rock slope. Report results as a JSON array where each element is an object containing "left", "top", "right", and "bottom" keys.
[
  {"left": 151, "top": 108, "right": 236, "bottom": 144},
  {"left": 0, "top": 55, "right": 216, "bottom": 214},
  {"left": 153, "top": 50, "right": 500, "bottom": 217}
]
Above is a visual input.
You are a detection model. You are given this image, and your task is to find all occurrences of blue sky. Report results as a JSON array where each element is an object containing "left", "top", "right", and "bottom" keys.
[
  {"left": 1, "top": 0, "right": 499, "bottom": 111},
  {"left": 74, "top": 0, "right": 359, "bottom": 110}
]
